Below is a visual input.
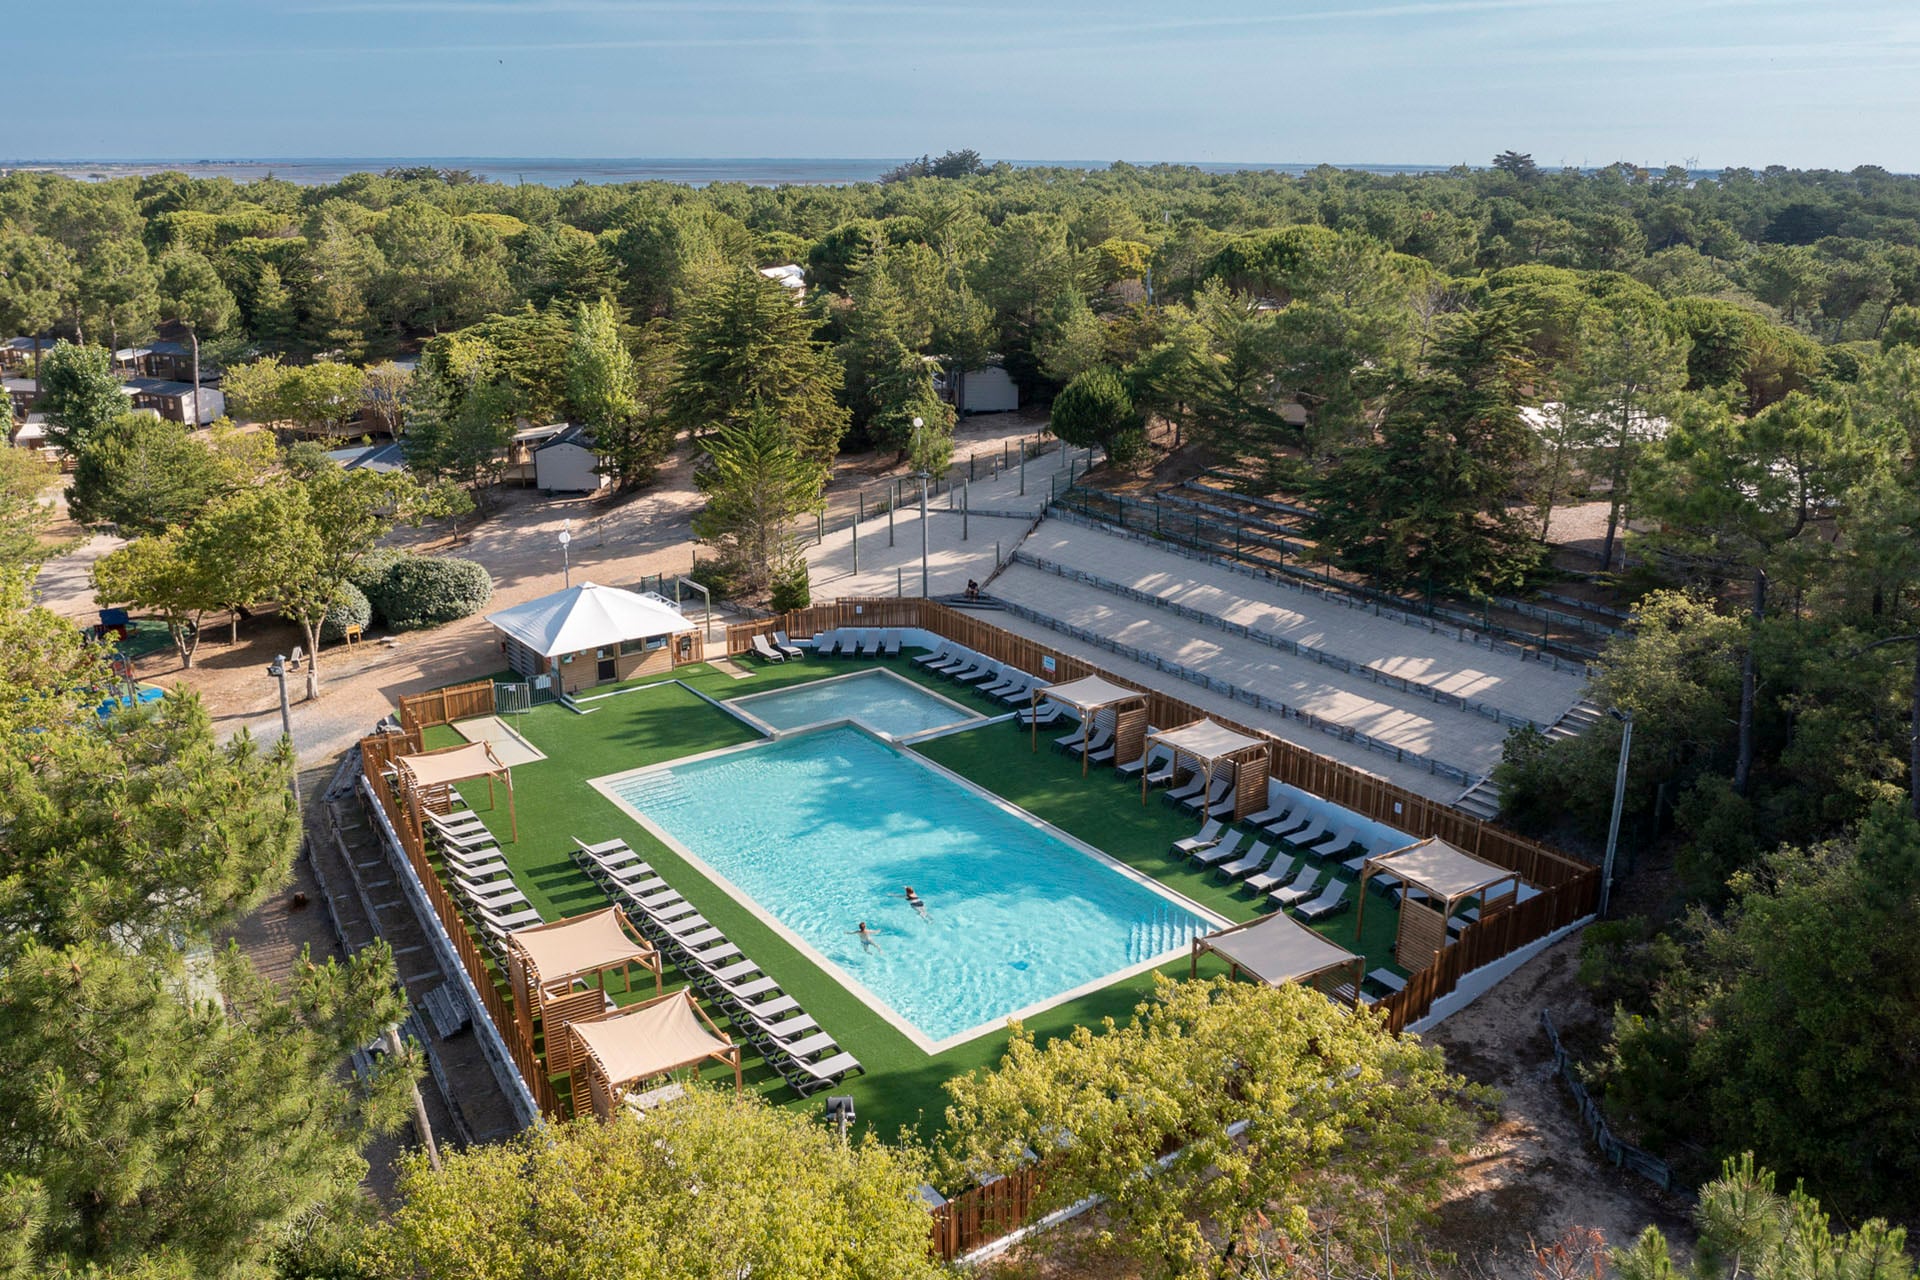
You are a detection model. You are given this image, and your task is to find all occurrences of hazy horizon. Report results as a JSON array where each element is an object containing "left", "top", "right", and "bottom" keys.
[{"left": 17, "top": 2, "right": 1920, "bottom": 172}]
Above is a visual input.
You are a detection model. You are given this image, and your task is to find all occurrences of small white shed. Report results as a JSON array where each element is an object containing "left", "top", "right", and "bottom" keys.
[
  {"left": 535, "top": 425, "right": 607, "bottom": 494},
  {"left": 954, "top": 364, "right": 1019, "bottom": 414}
]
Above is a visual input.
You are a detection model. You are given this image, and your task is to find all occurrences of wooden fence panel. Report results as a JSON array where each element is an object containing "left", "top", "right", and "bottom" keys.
[
  {"left": 397, "top": 680, "right": 498, "bottom": 734},
  {"left": 358, "top": 732, "right": 562, "bottom": 1118},
  {"left": 928, "top": 1165, "right": 1042, "bottom": 1262}
]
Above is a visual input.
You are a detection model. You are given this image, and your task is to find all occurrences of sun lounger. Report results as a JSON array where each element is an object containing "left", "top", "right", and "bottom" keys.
[
  {"left": 1295, "top": 881, "right": 1352, "bottom": 921},
  {"left": 995, "top": 677, "right": 1036, "bottom": 704},
  {"left": 1142, "top": 757, "right": 1176, "bottom": 787},
  {"left": 1117, "top": 745, "right": 1169, "bottom": 779},
  {"left": 778, "top": 1049, "right": 864, "bottom": 1096},
  {"left": 859, "top": 632, "right": 881, "bottom": 658},
  {"left": 772, "top": 630, "right": 804, "bottom": 659},
  {"left": 1366, "top": 967, "right": 1406, "bottom": 995},
  {"left": 914, "top": 642, "right": 956, "bottom": 667},
  {"left": 1269, "top": 866, "right": 1323, "bottom": 908},
  {"left": 741, "top": 1005, "right": 825, "bottom": 1045},
  {"left": 1190, "top": 830, "right": 1249, "bottom": 868},
  {"left": 1165, "top": 772, "right": 1213, "bottom": 806},
  {"left": 427, "top": 809, "right": 489, "bottom": 835},
  {"left": 1184, "top": 781, "right": 1229, "bottom": 812},
  {"left": 1087, "top": 741, "right": 1117, "bottom": 766},
  {"left": 882, "top": 630, "right": 902, "bottom": 657},
  {"left": 1171, "top": 818, "right": 1223, "bottom": 857},
  {"left": 752, "top": 633, "right": 788, "bottom": 663},
  {"left": 433, "top": 823, "right": 498, "bottom": 852},
  {"left": 1066, "top": 725, "right": 1113, "bottom": 759},
  {"left": 1019, "top": 704, "right": 1064, "bottom": 730},
  {"left": 1216, "top": 840, "right": 1276, "bottom": 880},
  {"left": 980, "top": 671, "right": 1025, "bottom": 698},
  {"left": 710, "top": 971, "right": 779, "bottom": 1000},
  {"left": 446, "top": 856, "right": 510, "bottom": 882},
  {"left": 474, "top": 901, "right": 542, "bottom": 931},
  {"left": 1243, "top": 799, "right": 1292, "bottom": 827},
  {"left": 953, "top": 660, "right": 1000, "bottom": 685},
  {"left": 1309, "top": 825, "right": 1358, "bottom": 857},
  {"left": 1282, "top": 817, "right": 1330, "bottom": 852},
  {"left": 930, "top": 649, "right": 976, "bottom": 675},
  {"left": 1243, "top": 853, "right": 1300, "bottom": 894},
  {"left": 1203, "top": 788, "right": 1239, "bottom": 818}
]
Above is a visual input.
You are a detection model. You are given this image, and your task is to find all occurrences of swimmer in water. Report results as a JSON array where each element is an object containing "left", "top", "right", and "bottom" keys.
[
  {"left": 848, "top": 921, "right": 881, "bottom": 951},
  {"left": 903, "top": 885, "right": 927, "bottom": 913}
]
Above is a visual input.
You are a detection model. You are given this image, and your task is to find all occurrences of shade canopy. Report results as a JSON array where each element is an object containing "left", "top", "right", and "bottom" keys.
[
  {"left": 1193, "top": 911, "right": 1362, "bottom": 993},
  {"left": 486, "top": 581, "right": 696, "bottom": 659},
  {"left": 1038, "top": 674, "right": 1144, "bottom": 715},
  {"left": 1149, "top": 718, "right": 1265, "bottom": 763},
  {"left": 1364, "top": 836, "right": 1517, "bottom": 903},
  {"left": 568, "top": 989, "right": 741, "bottom": 1116},
  {"left": 395, "top": 740, "right": 506, "bottom": 789},
  {"left": 507, "top": 908, "right": 656, "bottom": 998}
]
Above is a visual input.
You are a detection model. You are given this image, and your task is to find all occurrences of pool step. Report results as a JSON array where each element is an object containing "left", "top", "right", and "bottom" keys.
[
  {"left": 618, "top": 773, "right": 692, "bottom": 813},
  {"left": 1127, "top": 913, "right": 1207, "bottom": 964}
]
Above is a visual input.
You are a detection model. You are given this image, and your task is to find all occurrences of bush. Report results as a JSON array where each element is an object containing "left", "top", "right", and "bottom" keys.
[
  {"left": 348, "top": 548, "right": 408, "bottom": 595},
  {"left": 769, "top": 562, "right": 811, "bottom": 612},
  {"left": 320, "top": 581, "right": 372, "bottom": 643},
  {"left": 366, "top": 556, "right": 493, "bottom": 631}
]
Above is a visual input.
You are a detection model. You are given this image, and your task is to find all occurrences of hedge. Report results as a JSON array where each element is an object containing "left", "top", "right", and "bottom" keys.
[
  {"left": 366, "top": 556, "right": 494, "bottom": 631},
  {"left": 320, "top": 581, "right": 372, "bottom": 643}
]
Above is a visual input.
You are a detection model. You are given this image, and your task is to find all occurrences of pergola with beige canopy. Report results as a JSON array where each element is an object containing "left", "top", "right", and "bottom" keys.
[
  {"left": 1357, "top": 836, "right": 1521, "bottom": 969},
  {"left": 1191, "top": 910, "right": 1365, "bottom": 1007},
  {"left": 566, "top": 989, "right": 742, "bottom": 1120},
  {"left": 1030, "top": 673, "right": 1148, "bottom": 774},
  {"left": 505, "top": 907, "right": 662, "bottom": 1061},
  {"left": 394, "top": 739, "right": 517, "bottom": 841},
  {"left": 1142, "top": 718, "right": 1269, "bottom": 822}
]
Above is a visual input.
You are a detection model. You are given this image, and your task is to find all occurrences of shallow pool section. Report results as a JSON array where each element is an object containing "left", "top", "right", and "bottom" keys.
[
  {"left": 596, "top": 725, "right": 1220, "bottom": 1050},
  {"left": 727, "top": 668, "right": 982, "bottom": 740}
]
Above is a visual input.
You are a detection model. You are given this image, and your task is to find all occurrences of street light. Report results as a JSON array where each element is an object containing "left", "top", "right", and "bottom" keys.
[
  {"left": 910, "top": 417, "right": 929, "bottom": 598},
  {"left": 1599, "top": 707, "right": 1633, "bottom": 916},
  {"left": 558, "top": 519, "right": 573, "bottom": 588}
]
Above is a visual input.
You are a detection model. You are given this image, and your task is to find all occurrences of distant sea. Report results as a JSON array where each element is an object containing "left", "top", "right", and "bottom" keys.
[{"left": 0, "top": 156, "right": 1486, "bottom": 188}]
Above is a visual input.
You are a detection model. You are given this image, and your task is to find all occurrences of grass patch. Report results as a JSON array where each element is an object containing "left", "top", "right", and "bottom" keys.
[{"left": 428, "top": 656, "right": 1401, "bottom": 1142}]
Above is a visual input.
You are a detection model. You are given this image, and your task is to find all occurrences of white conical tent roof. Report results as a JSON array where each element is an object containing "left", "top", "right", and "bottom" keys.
[{"left": 486, "top": 581, "right": 696, "bottom": 658}]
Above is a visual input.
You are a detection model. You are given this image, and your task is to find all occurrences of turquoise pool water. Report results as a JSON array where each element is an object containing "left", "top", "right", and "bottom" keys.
[
  {"left": 603, "top": 725, "right": 1217, "bottom": 1047},
  {"left": 728, "top": 669, "right": 980, "bottom": 739}
]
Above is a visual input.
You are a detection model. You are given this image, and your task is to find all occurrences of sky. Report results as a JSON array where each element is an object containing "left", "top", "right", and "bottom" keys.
[{"left": 13, "top": 0, "right": 1920, "bottom": 170}]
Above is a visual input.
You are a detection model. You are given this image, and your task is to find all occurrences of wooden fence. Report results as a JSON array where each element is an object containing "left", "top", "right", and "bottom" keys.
[
  {"left": 359, "top": 725, "right": 564, "bottom": 1118},
  {"left": 397, "top": 679, "right": 498, "bottom": 735},
  {"left": 930, "top": 1165, "right": 1043, "bottom": 1262}
]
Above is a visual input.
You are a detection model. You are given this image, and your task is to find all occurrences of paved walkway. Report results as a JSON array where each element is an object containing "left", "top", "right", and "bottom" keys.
[
  {"left": 989, "top": 561, "right": 1517, "bottom": 786},
  {"left": 803, "top": 507, "right": 1033, "bottom": 599},
  {"left": 977, "top": 600, "right": 1469, "bottom": 802},
  {"left": 1020, "top": 521, "right": 1585, "bottom": 726}
]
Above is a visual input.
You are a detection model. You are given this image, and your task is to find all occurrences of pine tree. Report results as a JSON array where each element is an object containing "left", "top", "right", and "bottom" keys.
[
  {"left": 1310, "top": 307, "right": 1543, "bottom": 593},
  {"left": 666, "top": 266, "right": 849, "bottom": 465},
  {"left": 690, "top": 410, "right": 827, "bottom": 599},
  {"left": 566, "top": 299, "right": 671, "bottom": 488}
]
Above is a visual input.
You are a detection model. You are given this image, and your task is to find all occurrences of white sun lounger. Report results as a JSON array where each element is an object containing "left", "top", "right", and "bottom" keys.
[
  {"left": 1283, "top": 817, "right": 1330, "bottom": 851},
  {"left": 1190, "top": 830, "right": 1248, "bottom": 868},
  {"left": 772, "top": 631, "right": 804, "bottom": 659},
  {"left": 1296, "top": 881, "right": 1352, "bottom": 921},
  {"left": 1216, "top": 840, "right": 1276, "bottom": 880},
  {"left": 1243, "top": 853, "right": 1300, "bottom": 894},
  {"left": 1171, "top": 818, "right": 1223, "bottom": 857},
  {"left": 780, "top": 1049, "right": 863, "bottom": 1096},
  {"left": 1269, "top": 867, "right": 1323, "bottom": 908},
  {"left": 1243, "top": 800, "right": 1292, "bottom": 827},
  {"left": 1309, "top": 825, "right": 1358, "bottom": 857}
]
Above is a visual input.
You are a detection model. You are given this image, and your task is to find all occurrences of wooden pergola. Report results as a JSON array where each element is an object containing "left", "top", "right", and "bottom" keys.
[
  {"left": 1030, "top": 673, "right": 1149, "bottom": 774},
  {"left": 566, "top": 989, "right": 743, "bottom": 1120},
  {"left": 1191, "top": 910, "right": 1365, "bottom": 1007},
  {"left": 395, "top": 739, "right": 518, "bottom": 841},
  {"left": 1357, "top": 836, "right": 1521, "bottom": 969},
  {"left": 1142, "top": 718, "right": 1269, "bottom": 822},
  {"left": 505, "top": 907, "right": 662, "bottom": 1056}
]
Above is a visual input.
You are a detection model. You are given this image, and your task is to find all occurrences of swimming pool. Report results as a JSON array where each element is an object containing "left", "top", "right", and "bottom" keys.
[
  {"left": 594, "top": 725, "right": 1221, "bottom": 1050},
  {"left": 727, "top": 668, "right": 982, "bottom": 740}
]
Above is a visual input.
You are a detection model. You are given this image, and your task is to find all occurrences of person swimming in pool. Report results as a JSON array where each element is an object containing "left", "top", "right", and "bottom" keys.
[
  {"left": 903, "top": 886, "right": 926, "bottom": 913},
  {"left": 848, "top": 921, "right": 881, "bottom": 951}
]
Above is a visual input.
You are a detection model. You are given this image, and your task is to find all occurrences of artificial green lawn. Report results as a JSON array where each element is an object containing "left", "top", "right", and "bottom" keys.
[{"left": 427, "top": 654, "right": 1405, "bottom": 1141}]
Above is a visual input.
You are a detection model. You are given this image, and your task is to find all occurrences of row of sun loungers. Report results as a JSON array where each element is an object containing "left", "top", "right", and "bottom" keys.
[
  {"left": 570, "top": 836, "right": 863, "bottom": 1097},
  {"left": 1163, "top": 814, "right": 1357, "bottom": 922},
  {"left": 914, "top": 641, "right": 1048, "bottom": 707},
  {"left": 423, "top": 806, "right": 543, "bottom": 958},
  {"left": 812, "top": 627, "right": 906, "bottom": 659}
]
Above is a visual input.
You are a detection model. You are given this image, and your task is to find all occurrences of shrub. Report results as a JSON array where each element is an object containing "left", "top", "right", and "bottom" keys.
[
  {"left": 348, "top": 548, "right": 408, "bottom": 596},
  {"left": 769, "top": 562, "right": 811, "bottom": 612},
  {"left": 320, "top": 581, "right": 372, "bottom": 643},
  {"left": 366, "top": 557, "right": 493, "bottom": 631}
]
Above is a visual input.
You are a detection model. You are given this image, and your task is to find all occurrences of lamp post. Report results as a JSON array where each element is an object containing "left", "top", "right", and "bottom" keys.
[
  {"left": 267, "top": 654, "right": 301, "bottom": 821},
  {"left": 558, "top": 519, "right": 573, "bottom": 588},
  {"left": 1599, "top": 707, "right": 1633, "bottom": 916},
  {"left": 911, "top": 416, "right": 930, "bottom": 598}
]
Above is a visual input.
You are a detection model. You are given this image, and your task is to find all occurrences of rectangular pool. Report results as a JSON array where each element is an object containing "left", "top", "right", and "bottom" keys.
[
  {"left": 594, "top": 725, "right": 1221, "bottom": 1050},
  {"left": 727, "top": 668, "right": 982, "bottom": 740}
]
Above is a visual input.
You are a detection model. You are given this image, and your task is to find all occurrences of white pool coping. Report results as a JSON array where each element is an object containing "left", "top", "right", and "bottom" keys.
[
  {"left": 722, "top": 666, "right": 985, "bottom": 742},
  {"left": 588, "top": 722, "right": 1229, "bottom": 1055}
]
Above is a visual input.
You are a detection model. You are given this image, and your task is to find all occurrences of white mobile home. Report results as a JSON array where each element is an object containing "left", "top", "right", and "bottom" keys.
[{"left": 534, "top": 425, "right": 607, "bottom": 494}]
